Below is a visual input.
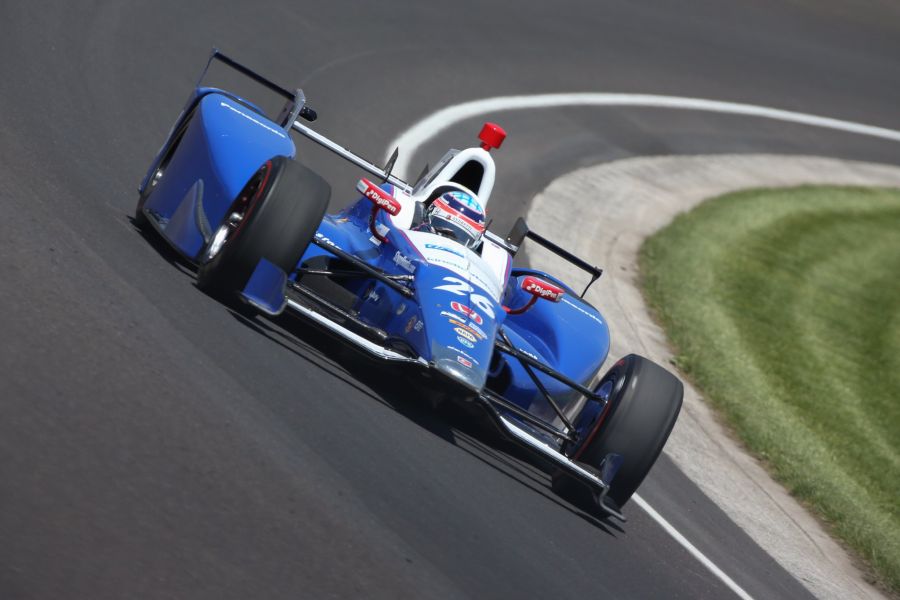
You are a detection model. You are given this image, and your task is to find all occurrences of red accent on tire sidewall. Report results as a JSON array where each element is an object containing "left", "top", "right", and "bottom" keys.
[
  {"left": 571, "top": 358, "right": 627, "bottom": 461},
  {"left": 232, "top": 160, "right": 274, "bottom": 238}
]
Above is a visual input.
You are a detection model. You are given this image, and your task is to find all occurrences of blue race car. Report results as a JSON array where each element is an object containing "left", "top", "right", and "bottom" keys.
[{"left": 136, "top": 51, "right": 683, "bottom": 520}]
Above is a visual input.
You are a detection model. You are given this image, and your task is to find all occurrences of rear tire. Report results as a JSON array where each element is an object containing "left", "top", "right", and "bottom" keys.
[
  {"left": 553, "top": 354, "right": 683, "bottom": 510},
  {"left": 196, "top": 155, "right": 330, "bottom": 300}
]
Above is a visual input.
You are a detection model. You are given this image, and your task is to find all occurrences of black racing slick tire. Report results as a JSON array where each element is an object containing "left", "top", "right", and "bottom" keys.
[
  {"left": 196, "top": 155, "right": 330, "bottom": 300},
  {"left": 554, "top": 354, "right": 683, "bottom": 510}
]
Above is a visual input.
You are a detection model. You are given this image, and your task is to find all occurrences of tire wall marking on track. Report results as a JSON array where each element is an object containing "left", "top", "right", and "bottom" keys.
[
  {"left": 377, "top": 90, "right": 900, "bottom": 600},
  {"left": 386, "top": 93, "right": 900, "bottom": 179}
]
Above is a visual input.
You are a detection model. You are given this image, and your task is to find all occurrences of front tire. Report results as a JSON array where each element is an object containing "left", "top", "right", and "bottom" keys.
[
  {"left": 196, "top": 155, "right": 330, "bottom": 300},
  {"left": 554, "top": 354, "right": 683, "bottom": 510}
]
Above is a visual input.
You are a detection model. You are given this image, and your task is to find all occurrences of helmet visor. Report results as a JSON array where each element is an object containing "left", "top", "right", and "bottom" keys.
[{"left": 429, "top": 198, "right": 485, "bottom": 247}]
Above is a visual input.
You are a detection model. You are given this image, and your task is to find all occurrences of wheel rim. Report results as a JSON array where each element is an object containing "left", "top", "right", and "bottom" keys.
[
  {"left": 581, "top": 375, "right": 616, "bottom": 434},
  {"left": 568, "top": 366, "right": 625, "bottom": 460},
  {"left": 148, "top": 167, "right": 163, "bottom": 190},
  {"left": 203, "top": 215, "right": 238, "bottom": 263},
  {"left": 200, "top": 161, "right": 272, "bottom": 264}
]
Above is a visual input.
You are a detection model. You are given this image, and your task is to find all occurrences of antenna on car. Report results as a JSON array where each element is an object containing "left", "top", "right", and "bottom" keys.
[{"left": 381, "top": 147, "right": 399, "bottom": 183}]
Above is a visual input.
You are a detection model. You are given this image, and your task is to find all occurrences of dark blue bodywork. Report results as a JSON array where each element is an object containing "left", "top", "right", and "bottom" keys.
[{"left": 140, "top": 89, "right": 296, "bottom": 260}]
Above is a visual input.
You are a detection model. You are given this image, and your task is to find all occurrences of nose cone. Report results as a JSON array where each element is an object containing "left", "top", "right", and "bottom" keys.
[
  {"left": 432, "top": 343, "right": 487, "bottom": 393},
  {"left": 411, "top": 257, "right": 503, "bottom": 396}
]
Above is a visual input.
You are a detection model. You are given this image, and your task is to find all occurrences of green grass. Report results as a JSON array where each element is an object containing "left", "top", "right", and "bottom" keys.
[{"left": 638, "top": 185, "right": 900, "bottom": 594}]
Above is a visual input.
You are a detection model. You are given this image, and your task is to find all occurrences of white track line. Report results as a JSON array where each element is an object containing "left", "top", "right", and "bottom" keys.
[
  {"left": 633, "top": 494, "right": 754, "bottom": 600},
  {"left": 382, "top": 91, "right": 900, "bottom": 599},
  {"left": 386, "top": 93, "right": 900, "bottom": 178}
]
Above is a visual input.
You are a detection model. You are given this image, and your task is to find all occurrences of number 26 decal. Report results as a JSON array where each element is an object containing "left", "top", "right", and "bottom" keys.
[{"left": 435, "top": 276, "right": 495, "bottom": 319}]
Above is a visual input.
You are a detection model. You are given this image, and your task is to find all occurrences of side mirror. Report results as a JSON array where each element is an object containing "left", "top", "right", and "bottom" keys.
[
  {"left": 521, "top": 276, "right": 564, "bottom": 302},
  {"left": 357, "top": 178, "right": 401, "bottom": 216},
  {"left": 505, "top": 276, "right": 565, "bottom": 315}
]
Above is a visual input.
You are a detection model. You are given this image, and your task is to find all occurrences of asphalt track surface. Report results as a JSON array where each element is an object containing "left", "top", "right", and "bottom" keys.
[{"left": 1, "top": 2, "right": 898, "bottom": 598}]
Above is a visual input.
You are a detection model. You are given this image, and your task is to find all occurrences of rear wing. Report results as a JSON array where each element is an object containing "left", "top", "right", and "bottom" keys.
[
  {"left": 197, "top": 49, "right": 317, "bottom": 124},
  {"left": 198, "top": 49, "right": 412, "bottom": 193},
  {"left": 505, "top": 217, "right": 602, "bottom": 297}
]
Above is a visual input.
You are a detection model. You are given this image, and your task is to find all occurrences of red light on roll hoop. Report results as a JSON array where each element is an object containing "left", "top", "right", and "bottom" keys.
[{"left": 478, "top": 122, "right": 506, "bottom": 151}]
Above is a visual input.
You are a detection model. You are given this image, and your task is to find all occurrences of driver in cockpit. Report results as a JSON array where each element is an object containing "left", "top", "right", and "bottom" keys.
[{"left": 418, "top": 190, "right": 486, "bottom": 250}]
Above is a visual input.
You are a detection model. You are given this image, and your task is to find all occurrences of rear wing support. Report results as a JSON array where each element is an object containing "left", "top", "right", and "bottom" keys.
[
  {"left": 506, "top": 217, "right": 602, "bottom": 297},
  {"left": 197, "top": 49, "right": 318, "bottom": 126}
]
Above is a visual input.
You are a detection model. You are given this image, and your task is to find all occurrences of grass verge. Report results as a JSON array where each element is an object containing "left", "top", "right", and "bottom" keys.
[{"left": 638, "top": 185, "right": 900, "bottom": 594}]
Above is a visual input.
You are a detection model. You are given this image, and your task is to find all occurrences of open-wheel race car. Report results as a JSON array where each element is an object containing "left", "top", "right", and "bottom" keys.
[{"left": 135, "top": 50, "right": 683, "bottom": 520}]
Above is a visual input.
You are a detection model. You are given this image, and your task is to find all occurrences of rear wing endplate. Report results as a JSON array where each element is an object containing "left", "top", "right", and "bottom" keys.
[
  {"left": 197, "top": 49, "right": 318, "bottom": 125},
  {"left": 506, "top": 217, "right": 602, "bottom": 297}
]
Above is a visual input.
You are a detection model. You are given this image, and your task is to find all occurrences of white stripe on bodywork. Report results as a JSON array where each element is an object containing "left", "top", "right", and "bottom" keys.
[{"left": 219, "top": 101, "right": 287, "bottom": 138}]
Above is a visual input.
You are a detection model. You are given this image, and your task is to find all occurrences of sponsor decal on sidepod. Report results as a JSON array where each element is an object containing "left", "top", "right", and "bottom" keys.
[
  {"left": 449, "top": 319, "right": 486, "bottom": 340},
  {"left": 315, "top": 232, "right": 341, "bottom": 250},
  {"left": 393, "top": 250, "right": 415, "bottom": 273},
  {"left": 450, "top": 301, "right": 483, "bottom": 325},
  {"left": 448, "top": 346, "right": 479, "bottom": 364},
  {"left": 435, "top": 276, "right": 496, "bottom": 318},
  {"left": 454, "top": 327, "right": 477, "bottom": 343},
  {"left": 465, "top": 321, "right": 487, "bottom": 339}
]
